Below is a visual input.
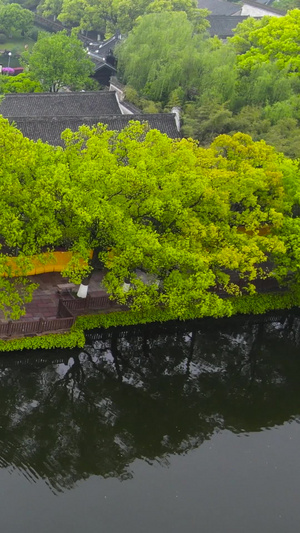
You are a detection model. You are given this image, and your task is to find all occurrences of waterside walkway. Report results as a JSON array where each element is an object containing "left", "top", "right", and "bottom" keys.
[
  {"left": 0, "top": 270, "right": 288, "bottom": 340},
  {"left": 0, "top": 270, "right": 121, "bottom": 339}
]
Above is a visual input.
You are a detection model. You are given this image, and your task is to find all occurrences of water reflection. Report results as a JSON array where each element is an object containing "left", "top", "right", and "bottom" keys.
[{"left": 0, "top": 312, "right": 300, "bottom": 493}]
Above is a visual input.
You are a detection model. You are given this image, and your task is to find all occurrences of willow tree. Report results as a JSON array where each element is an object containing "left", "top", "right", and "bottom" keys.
[{"left": 116, "top": 11, "right": 206, "bottom": 104}]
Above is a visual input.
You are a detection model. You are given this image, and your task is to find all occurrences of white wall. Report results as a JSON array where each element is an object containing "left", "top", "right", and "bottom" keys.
[
  {"left": 109, "top": 83, "right": 134, "bottom": 114},
  {"left": 241, "top": 4, "right": 282, "bottom": 17}
]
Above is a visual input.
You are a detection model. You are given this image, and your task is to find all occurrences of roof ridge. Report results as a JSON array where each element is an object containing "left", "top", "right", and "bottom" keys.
[
  {"left": 3, "top": 91, "right": 115, "bottom": 98},
  {"left": 10, "top": 113, "right": 176, "bottom": 120}
]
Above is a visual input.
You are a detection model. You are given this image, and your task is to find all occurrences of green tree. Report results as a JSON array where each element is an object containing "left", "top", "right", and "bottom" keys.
[
  {"left": 0, "top": 118, "right": 65, "bottom": 255},
  {"left": 57, "top": 123, "right": 298, "bottom": 316},
  {"left": 116, "top": 11, "right": 206, "bottom": 104},
  {"left": 37, "top": 0, "right": 64, "bottom": 18},
  {"left": 145, "top": 0, "right": 209, "bottom": 33},
  {"left": 231, "top": 10, "right": 300, "bottom": 74},
  {"left": 57, "top": 0, "right": 89, "bottom": 28},
  {"left": 182, "top": 100, "right": 233, "bottom": 143},
  {"left": 0, "top": 116, "right": 299, "bottom": 319},
  {"left": 273, "top": 0, "right": 299, "bottom": 9},
  {"left": 233, "top": 63, "right": 296, "bottom": 112},
  {"left": 40, "top": 0, "right": 207, "bottom": 36},
  {"left": 0, "top": 116, "right": 69, "bottom": 318},
  {"left": 23, "top": 31, "right": 94, "bottom": 92},
  {"left": 0, "top": 72, "right": 43, "bottom": 94},
  {"left": 0, "top": 3, "right": 34, "bottom": 36}
]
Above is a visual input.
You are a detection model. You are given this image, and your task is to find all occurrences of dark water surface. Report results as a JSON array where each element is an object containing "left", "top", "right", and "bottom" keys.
[{"left": 0, "top": 314, "right": 300, "bottom": 532}]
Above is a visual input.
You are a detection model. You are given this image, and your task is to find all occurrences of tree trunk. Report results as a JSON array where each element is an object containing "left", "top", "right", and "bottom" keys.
[
  {"left": 77, "top": 283, "right": 89, "bottom": 298},
  {"left": 77, "top": 273, "right": 92, "bottom": 298}
]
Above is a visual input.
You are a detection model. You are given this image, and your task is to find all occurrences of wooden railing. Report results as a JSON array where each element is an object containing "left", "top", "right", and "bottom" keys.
[
  {"left": 0, "top": 279, "right": 288, "bottom": 340},
  {"left": 0, "top": 294, "right": 120, "bottom": 339},
  {"left": 57, "top": 298, "right": 74, "bottom": 318},
  {"left": 61, "top": 294, "right": 118, "bottom": 312},
  {"left": 0, "top": 316, "right": 75, "bottom": 339}
]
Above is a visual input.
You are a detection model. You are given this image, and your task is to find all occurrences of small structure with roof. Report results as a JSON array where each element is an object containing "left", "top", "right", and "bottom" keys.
[{"left": 87, "top": 34, "right": 121, "bottom": 86}]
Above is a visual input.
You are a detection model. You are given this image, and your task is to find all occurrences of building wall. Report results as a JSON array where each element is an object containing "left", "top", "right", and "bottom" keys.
[
  {"left": 241, "top": 4, "right": 282, "bottom": 16},
  {"left": 110, "top": 82, "right": 134, "bottom": 115}
]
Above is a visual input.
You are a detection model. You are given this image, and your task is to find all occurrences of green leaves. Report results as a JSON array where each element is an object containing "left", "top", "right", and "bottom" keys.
[
  {"left": 0, "top": 73, "right": 42, "bottom": 94},
  {"left": 116, "top": 11, "right": 206, "bottom": 104},
  {"left": 24, "top": 31, "right": 94, "bottom": 92},
  {"left": 57, "top": 124, "right": 299, "bottom": 314},
  {"left": 0, "top": 4, "right": 34, "bottom": 36},
  {"left": 231, "top": 10, "right": 300, "bottom": 75},
  {"left": 0, "top": 116, "right": 299, "bottom": 320}
]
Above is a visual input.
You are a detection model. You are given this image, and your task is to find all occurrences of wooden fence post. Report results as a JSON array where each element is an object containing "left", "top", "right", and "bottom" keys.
[{"left": 38, "top": 317, "right": 44, "bottom": 334}]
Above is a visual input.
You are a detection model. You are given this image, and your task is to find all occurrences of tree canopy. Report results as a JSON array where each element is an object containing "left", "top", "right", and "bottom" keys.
[
  {"left": 116, "top": 11, "right": 207, "bottom": 104},
  {"left": 36, "top": 0, "right": 207, "bottom": 36},
  {"left": 1, "top": 116, "right": 299, "bottom": 319},
  {"left": 0, "top": 72, "right": 42, "bottom": 94},
  {"left": 231, "top": 10, "right": 300, "bottom": 74},
  {"left": 0, "top": 117, "right": 66, "bottom": 317},
  {"left": 23, "top": 31, "right": 94, "bottom": 92},
  {"left": 60, "top": 124, "right": 293, "bottom": 317},
  {"left": 111, "top": 8, "right": 300, "bottom": 157},
  {"left": 0, "top": 3, "right": 34, "bottom": 36}
]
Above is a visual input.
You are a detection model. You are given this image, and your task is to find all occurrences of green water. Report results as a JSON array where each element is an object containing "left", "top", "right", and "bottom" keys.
[{"left": 0, "top": 314, "right": 299, "bottom": 532}]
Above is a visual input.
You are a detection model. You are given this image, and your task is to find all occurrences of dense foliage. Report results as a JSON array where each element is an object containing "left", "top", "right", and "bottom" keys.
[
  {"left": 117, "top": 9, "right": 300, "bottom": 158},
  {"left": 1, "top": 117, "right": 300, "bottom": 320},
  {"left": 0, "top": 72, "right": 42, "bottom": 93},
  {"left": 22, "top": 31, "right": 94, "bottom": 91},
  {"left": 0, "top": 3, "right": 34, "bottom": 37},
  {"left": 116, "top": 12, "right": 206, "bottom": 103},
  {"left": 36, "top": 0, "right": 208, "bottom": 37}
]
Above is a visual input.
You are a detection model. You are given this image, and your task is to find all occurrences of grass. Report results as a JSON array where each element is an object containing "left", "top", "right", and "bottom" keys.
[
  {"left": 0, "top": 36, "right": 35, "bottom": 53},
  {"left": 0, "top": 27, "right": 42, "bottom": 67}
]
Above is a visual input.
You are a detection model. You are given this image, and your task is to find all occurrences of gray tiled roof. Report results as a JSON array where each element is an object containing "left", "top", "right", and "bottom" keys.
[
  {"left": 9, "top": 114, "right": 180, "bottom": 145},
  {"left": 90, "top": 35, "right": 120, "bottom": 60},
  {"left": 0, "top": 91, "right": 121, "bottom": 118},
  {"left": 90, "top": 55, "right": 117, "bottom": 72},
  {"left": 120, "top": 100, "right": 143, "bottom": 113},
  {"left": 207, "top": 15, "right": 250, "bottom": 37},
  {"left": 198, "top": 0, "right": 241, "bottom": 15}
]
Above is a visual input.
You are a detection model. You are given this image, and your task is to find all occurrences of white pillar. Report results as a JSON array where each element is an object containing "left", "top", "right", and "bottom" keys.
[{"left": 77, "top": 283, "right": 89, "bottom": 298}]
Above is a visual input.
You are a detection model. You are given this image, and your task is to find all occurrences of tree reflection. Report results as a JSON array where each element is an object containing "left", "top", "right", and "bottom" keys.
[{"left": 0, "top": 312, "right": 299, "bottom": 492}]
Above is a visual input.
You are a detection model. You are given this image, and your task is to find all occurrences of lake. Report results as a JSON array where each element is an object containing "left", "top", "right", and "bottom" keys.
[{"left": 0, "top": 312, "right": 299, "bottom": 532}]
